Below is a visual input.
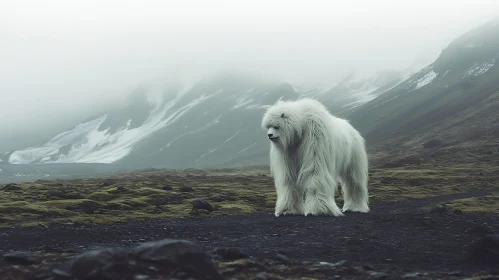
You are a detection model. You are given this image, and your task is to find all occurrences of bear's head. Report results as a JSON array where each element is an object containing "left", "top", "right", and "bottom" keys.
[{"left": 261, "top": 100, "right": 304, "bottom": 149}]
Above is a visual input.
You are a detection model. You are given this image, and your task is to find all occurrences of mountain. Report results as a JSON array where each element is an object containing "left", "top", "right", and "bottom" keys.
[
  {"left": 1, "top": 74, "right": 298, "bottom": 169},
  {"left": 4, "top": 18, "right": 498, "bottom": 175},
  {"left": 343, "top": 18, "right": 499, "bottom": 166},
  {"left": 313, "top": 69, "right": 414, "bottom": 114},
  {"left": 2, "top": 67, "right": 409, "bottom": 171}
]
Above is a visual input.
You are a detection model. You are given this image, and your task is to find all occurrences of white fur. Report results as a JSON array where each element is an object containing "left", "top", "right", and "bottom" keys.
[{"left": 261, "top": 98, "right": 370, "bottom": 217}]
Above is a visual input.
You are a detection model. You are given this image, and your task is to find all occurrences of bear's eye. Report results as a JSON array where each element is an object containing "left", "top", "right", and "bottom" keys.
[{"left": 273, "top": 126, "right": 279, "bottom": 130}]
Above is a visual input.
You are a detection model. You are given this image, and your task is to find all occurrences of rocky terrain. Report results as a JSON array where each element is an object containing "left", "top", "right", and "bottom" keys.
[{"left": 1, "top": 165, "right": 499, "bottom": 279}]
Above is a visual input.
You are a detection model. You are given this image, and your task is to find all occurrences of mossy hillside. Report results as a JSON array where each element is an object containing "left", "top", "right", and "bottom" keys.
[
  {"left": 428, "top": 192, "right": 499, "bottom": 213},
  {"left": 1, "top": 164, "right": 498, "bottom": 227}
]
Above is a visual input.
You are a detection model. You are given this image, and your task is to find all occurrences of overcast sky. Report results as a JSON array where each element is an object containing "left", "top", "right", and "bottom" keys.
[{"left": 1, "top": 0, "right": 498, "bottom": 138}]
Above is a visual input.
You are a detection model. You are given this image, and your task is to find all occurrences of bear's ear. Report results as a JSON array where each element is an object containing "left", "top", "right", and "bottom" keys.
[{"left": 280, "top": 113, "right": 285, "bottom": 118}]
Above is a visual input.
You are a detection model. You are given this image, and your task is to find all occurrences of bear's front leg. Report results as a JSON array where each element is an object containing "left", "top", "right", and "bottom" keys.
[
  {"left": 274, "top": 183, "right": 304, "bottom": 217},
  {"left": 301, "top": 175, "right": 343, "bottom": 217}
]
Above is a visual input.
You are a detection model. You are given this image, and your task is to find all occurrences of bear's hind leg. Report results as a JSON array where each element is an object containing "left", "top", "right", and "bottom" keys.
[{"left": 341, "top": 164, "right": 370, "bottom": 213}]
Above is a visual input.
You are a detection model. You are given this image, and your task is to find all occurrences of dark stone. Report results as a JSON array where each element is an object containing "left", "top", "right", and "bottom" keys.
[
  {"left": 57, "top": 248, "right": 130, "bottom": 279},
  {"left": 192, "top": 200, "right": 214, "bottom": 212},
  {"left": 467, "top": 223, "right": 495, "bottom": 235},
  {"left": 66, "top": 200, "right": 101, "bottom": 215},
  {"left": 464, "top": 234, "right": 499, "bottom": 263},
  {"left": 100, "top": 181, "right": 113, "bottom": 187},
  {"left": 179, "top": 186, "right": 194, "bottom": 192},
  {"left": 47, "top": 239, "right": 222, "bottom": 280},
  {"left": 368, "top": 272, "right": 390, "bottom": 279},
  {"left": 2, "top": 183, "right": 22, "bottom": 191},
  {"left": 273, "top": 254, "right": 290, "bottom": 264},
  {"left": 162, "top": 186, "right": 173, "bottom": 191},
  {"left": 32, "top": 266, "right": 53, "bottom": 280},
  {"left": 362, "top": 264, "right": 375, "bottom": 270},
  {"left": 254, "top": 272, "right": 268, "bottom": 280},
  {"left": 403, "top": 272, "right": 422, "bottom": 279},
  {"left": 3, "top": 251, "right": 38, "bottom": 265},
  {"left": 211, "top": 247, "right": 249, "bottom": 261},
  {"left": 116, "top": 186, "right": 126, "bottom": 192},
  {"left": 131, "top": 239, "right": 222, "bottom": 280},
  {"left": 332, "top": 260, "right": 348, "bottom": 266},
  {"left": 429, "top": 205, "right": 447, "bottom": 213}
]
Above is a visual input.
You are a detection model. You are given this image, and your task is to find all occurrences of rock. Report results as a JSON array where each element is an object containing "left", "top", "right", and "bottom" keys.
[
  {"left": 2, "top": 183, "right": 22, "bottom": 191},
  {"left": 211, "top": 247, "right": 249, "bottom": 261},
  {"left": 162, "top": 186, "right": 173, "bottom": 191},
  {"left": 44, "top": 239, "right": 223, "bottom": 280},
  {"left": 192, "top": 200, "right": 214, "bottom": 212},
  {"left": 254, "top": 272, "right": 268, "bottom": 280},
  {"left": 116, "top": 186, "right": 126, "bottom": 192},
  {"left": 66, "top": 200, "right": 101, "bottom": 215},
  {"left": 55, "top": 247, "right": 130, "bottom": 279},
  {"left": 131, "top": 239, "right": 222, "bottom": 279},
  {"left": 403, "top": 272, "right": 423, "bottom": 278},
  {"left": 362, "top": 264, "right": 375, "bottom": 270},
  {"left": 368, "top": 271, "right": 390, "bottom": 279},
  {"left": 273, "top": 254, "right": 290, "bottom": 264},
  {"left": 100, "top": 181, "right": 113, "bottom": 187},
  {"left": 179, "top": 186, "right": 194, "bottom": 192},
  {"left": 467, "top": 223, "right": 495, "bottom": 235},
  {"left": 3, "top": 251, "right": 38, "bottom": 265},
  {"left": 429, "top": 204, "right": 448, "bottom": 213},
  {"left": 464, "top": 234, "right": 499, "bottom": 263}
]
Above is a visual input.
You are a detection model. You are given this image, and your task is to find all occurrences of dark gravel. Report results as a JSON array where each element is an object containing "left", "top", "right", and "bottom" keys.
[{"left": 1, "top": 190, "right": 499, "bottom": 279}]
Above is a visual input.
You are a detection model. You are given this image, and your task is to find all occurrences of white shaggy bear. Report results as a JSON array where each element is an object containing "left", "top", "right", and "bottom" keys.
[{"left": 261, "top": 98, "right": 370, "bottom": 217}]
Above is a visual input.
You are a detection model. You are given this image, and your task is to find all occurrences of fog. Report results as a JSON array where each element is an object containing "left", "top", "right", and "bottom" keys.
[{"left": 0, "top": 0, "right": 498, "bottom": 151}]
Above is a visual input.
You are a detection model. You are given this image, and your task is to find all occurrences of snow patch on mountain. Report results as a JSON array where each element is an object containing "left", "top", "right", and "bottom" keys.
[
  {"left": 340, "top": 85, "right": 380, "bottom": 110},
  {"left": 238, "top": 143, "right": 256, "bottom": 154},
  {"left": 8, "top": 85, "right": 225, "bottom": 164},
  {"left": 463, "top": 62, "right": 494, "bottom": 77},
  {"left": 414, "top": 70, "right": 438, "bottom": 90},
  {"left": 159, "top": 115, "right": 221, "bottom": 151},
  {"left": 195, "top": 129, "right": 241, "bottom": 164},
  {"left": 463, "top": 54, "right": 498, "bottom": 78},
  {"left": 9, "top": 115, "right": 108, "bottom": 164},
  {"left": 232, "top": 96, "right": 255, "bottom": 110}
]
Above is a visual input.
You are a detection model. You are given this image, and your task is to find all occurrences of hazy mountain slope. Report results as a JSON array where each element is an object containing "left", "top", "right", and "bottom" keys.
[
  {"left": 313, "top": 70, "right": 413, "bottom": 114},
  {"left": 122, "top": 78, "right": 300, "bottom": 169},
  {"left": 3, "top": 75, "right": 301, "bottom": 169},
  {"left": 344, "top": 18, "right": 499, "bottom": 165}
]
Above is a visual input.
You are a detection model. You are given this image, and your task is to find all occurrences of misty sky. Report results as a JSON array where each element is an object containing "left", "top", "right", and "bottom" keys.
[{"left": 1, "top": 0, "right": 498, "bottom": 144}]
